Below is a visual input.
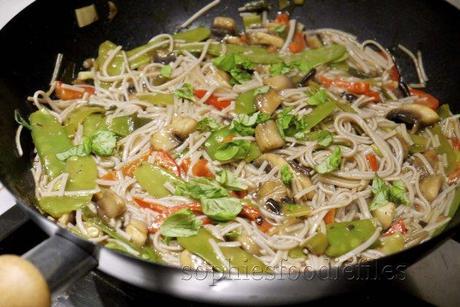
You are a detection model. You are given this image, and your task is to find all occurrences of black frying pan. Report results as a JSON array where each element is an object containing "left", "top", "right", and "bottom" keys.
[{"left": 1, "top": 0, "right": 460, "bottom": 305}]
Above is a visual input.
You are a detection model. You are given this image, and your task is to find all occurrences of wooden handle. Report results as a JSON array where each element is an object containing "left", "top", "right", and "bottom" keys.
[{"left": 0, "top": 255, "right": 50, "bottom": 307}]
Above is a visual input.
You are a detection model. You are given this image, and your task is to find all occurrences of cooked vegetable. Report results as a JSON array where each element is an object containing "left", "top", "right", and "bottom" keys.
[
  {"left": 173, "top": 27, "right": 211, "bottom": 42},
  {"left": 159, "top": 209, "right": 202, "bottom": 237},
  {"left": 137, "top": 92, "right": 174, "bottom": 105},
  {"left": 315, "top": 147, "right": 342, "bottom": 174},
  {"left": 150, "top": 129, "right": 180, "bottom": 152},
  {"left": 236, "top": 89, "right": 258, "bottom": 114},
  {"left": 303, "top": 232, "right": 328, "bottom": 255},
  {"left": 126, "top": 219, "right": 148, "bottom": 246},
  {"left": 255, "top": 89, "right": 282, "bottom": 114},
  {"left": 386, "top": 104, "right": 440, "bottom": 132},
  {"left": 201, "top": 197, "right": 242, "bottom": 222},
  {"left": 377, "top": 232, "right": 405, "bottom": 255},
  {"left": 264, "top": 75, "right": 293, "bottom": 91},
  {"left": 237, "top": 232, "right": 261, "bottom": 255},
  {"left": 420, "top": 175, "right": 443, "bottom": 202},
  {"left": 134, "top": 163, "right": 180, "bottom": 198},
  {"left": 170, "top": 116, "right": 197, "bottom": 139},
  {"left": 326, "top": 219, "right": 377, "bottom": 257},
  {"left": 255, "top": 120, "right": 285, "bottom": 152},
  {"left": 93, "top": 189, "right": 126, "bottom": 219},
  {"left": 30, "top": 109, "right": 73, "bottom": 178},
  {"left": 257, "top": 179, "right": 289, "bottom": 203},
  {"left": 372, "top": 202, "right": 396, "bottom": 229},
  {"left": 248, "top": 32, "right": 284, "bottom": 48},
  {"left": 212, "top": 17, "right": 236, "bottom": 36}
]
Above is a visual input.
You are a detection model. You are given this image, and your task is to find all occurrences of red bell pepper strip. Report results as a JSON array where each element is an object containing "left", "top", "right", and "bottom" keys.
[
  {"left": 275, "top": 13, "right": 290, "bottom": 25},
  {"left": 324, "top": 208, "right": 336, "bottom": 225},
  {"left": 409, "top": 88, "right": 440, "bottom": 110},
  {"left": 318, "top": 75, "right": 380, "bottom": 101},
  {"left": 289, "top": 32, "right": 306, "bottom": 53},
  {"left": 366, "top": 153, "right": 379, "bottom": 172},
  {"left": 192, "top": 159, "right": 214, "bottom": 178},
  {"left": 239, "top": 204, "right": 273, "bottom": 233},
  {"left": 55, "top": 81, "right": 95, "bottom": 100},
  {"left": 384, "top": 219, "right": 408, "bottom": 236},
  {"left": 151, "top": 150, "right": 181, "bottom": 177},
  {"left": 194, "top": 89, "right": 231, "bottom": 110}
]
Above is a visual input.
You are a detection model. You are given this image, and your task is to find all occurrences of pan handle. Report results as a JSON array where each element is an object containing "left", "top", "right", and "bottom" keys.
[
  {"left": 0, "top": 235, "right": 97, "bottom": 307},
  {"left": 0, "top": 204, "right": 29, "bottom": 241}
]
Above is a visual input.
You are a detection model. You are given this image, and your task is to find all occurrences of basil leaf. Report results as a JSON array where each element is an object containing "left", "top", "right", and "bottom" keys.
[
  {"left": 369, "top": 176, "right": 410, "bottom": 210},
  {"left": 254, "top": 86, "right": 270, "bottom": 96},
  {"left": 216, "top": 169, "right": 248, "bottom": 191},
  {"left": 196, "top": 117, "right": 222, "bottom": 132},
  {"left": 160, "top": 209, "right": 202, "bottom": 237},
  {"left": 14, "top": 109, "right": 32, "bottom": 130},
  {"left": 91, "top": 130, "right": 117, "bottom": 156},
  {"left": 56, "top": 137, "right": 92, "bottom": 161},
  {"left": 175, "top": 83, "right": 194, "bottom": 101},
  {"left": 201, "top": 197, "right": 242, "bottom": 222},
  {"left": 214, "top": 140, "right": 251, "bottom": 161},
  {"left": 213, "top": 54, "right": 253, "bottom": 85},
  {"left": 230, "top": 112, "right": 270, "bottom": 136},
  {"left": 160, "top": 65, "right": 172, "bottom": 78},
  {"left": 175, "top": 178, "right": 229, "bottom": 200},
  {"left": 308, "top": 89, "right": 328, "bottom": 106},
  {"left": 276, "top": 107, "right": 306, "bottom": 139},
  {"left": 305, "top": 130, "right": 333, "bottom": 147},
  {"left": 315, "top": 147, "right": 342, "bottom": 174},
  {"left": 280, "top": 165, "right": 293, "bottom": 185},
  {"left": 270, "top": 63, "right": 291, "bottom": 76},
  {"left": 389, "top": 180, "right": 409, "bottom": 206}
]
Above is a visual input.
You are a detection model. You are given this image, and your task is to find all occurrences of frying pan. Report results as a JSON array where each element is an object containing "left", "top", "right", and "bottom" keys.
[{"left": 1, "top": 0, "right": 460, "bottom": 305}]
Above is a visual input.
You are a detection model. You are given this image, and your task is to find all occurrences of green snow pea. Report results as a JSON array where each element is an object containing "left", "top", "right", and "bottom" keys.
[
  {"left": 134, "top": 163, "right": 181, "bottom": 198},
  {"left": 173, "top": 27, "right": 211, "bottom": 42},
  {"left": 325, "top": 219, "right": 377, "bottom": 257}
]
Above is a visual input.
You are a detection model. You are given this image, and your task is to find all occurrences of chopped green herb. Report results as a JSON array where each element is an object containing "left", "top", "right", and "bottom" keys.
[
  {"left": 315, "top": 147, "right": 342, "bottom": 174},
  {"left": 201, "top": 197, "right": 242, "bottom": 222},
  {"left": 305, "top": 130, "right": 333, "bottom": 147},
  {"left": 280, "top": 165, "right": 293, "bottom": 185},
  {"left": 160, "top": 65, "right": 172, "bottom": 78},
  {"left": 175, "top": 178, "right": 229, "bottom": 200},
  {"left": 196, "top": 117, "right": 222, "bottom": 132},
  {"left": 160, "top": 209, "right": 202, "bottom": 237},
  {"left": 216, "top": 169, "right": 248, "bottom": 191},
  {"left": 308, "top": 89, "right": 328, "bottom": 106},
  {"left": 175, "top": 83, "right": 195, "bottom": 101},
  {"left": 213, "top": 54, "right": 253, "bottom": 85},
  {"left": 276, "top": 107, "right": 306, "bottom": 139},
  {"left": 91, "top": 130, "right": 117, "bottom": 156},
  {"left": 230, "top": 111, "right": 270, "bottom": 136},
  {"left": 270, "top": 63, "right": 292, "bottom": 75},
  {"left": 370, "top": 176, "right": 410, "bottom": 210}
]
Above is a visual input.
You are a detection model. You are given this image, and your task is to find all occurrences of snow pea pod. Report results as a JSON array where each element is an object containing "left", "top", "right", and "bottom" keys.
[
  {"left": 136, "top": 93, "right": 174, "bottom": 105},
  {"left": 30, "top": 109, "right": 73, "bottom": 178},
  {"left": 302, "top": 99, "right": 336, "bottom": 131},
  {"left": 173, "top": 27, "right": 211, "bottom": 42},
  {"left": 235, "top": 89, "right": 257, "bottom": 114},
  {"left": 284, "top": 44, "right": 348, "bottom": 72},
  {"left": 83, "top": 113, "right": 135, "bottom": 137},
  {"left": 325, "top": 219, "right": 376, "bottom": 257},
  {"left": 64, "top": 106, "right": 105, "bottom": 137},
  {"left": 38, "top": 156, "right": 97, "bottom": 218},
  {"left": 178, "top": 228, "right": 271, "bottom": 273},
  {"left": 134, "top": 163, "right": 181, "bottom": 198}
]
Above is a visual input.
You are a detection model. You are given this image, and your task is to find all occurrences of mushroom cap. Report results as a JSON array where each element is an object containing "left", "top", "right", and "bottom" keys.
[{"left": 386, "top": 104, "right": 439, "bottom": 131}]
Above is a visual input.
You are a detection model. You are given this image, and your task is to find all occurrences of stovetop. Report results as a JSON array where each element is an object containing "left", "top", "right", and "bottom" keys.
[{"left": 1, "top": 205, "right": 459, "bottom": 306}]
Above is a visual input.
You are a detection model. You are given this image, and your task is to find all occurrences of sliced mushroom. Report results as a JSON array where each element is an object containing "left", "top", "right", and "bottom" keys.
[
  {"left": 225, "top": 35, "right": 244, "bottom": 45},
  {"left": 372, "top": 202, "right": 395, "bottom": 229},
  {"left": 126, "top": 219, "right": 148, "bottom": 246},
  {"left": 212, "top": 17, "right": 236, "bottom": 37},
  {"left": 153, "top": 49, "right": 177, "bottom": 65},
  {"left": 150, "top": 129, "right": 180, "bottom": 151},
  {"left": 93, "top": 189, "right": 126, "bottom": 219},
  {"left": 237, "top": 232, "right": 261, "bottom": 255},
  {"left": 256, "top": 153, "right": 315, "bottom": 199},
  {"left": 255, "top": 120, "right": 285, "bottom": 152},
  {"left": 263, "top": 76, "right": 293, "bottom": 91},
  {"left": 255, "top": 89, "right": 282, "bottom": 114},
  {"left": 386, "top": 104, "right": 440, "bottom": 132},
  {"left": 420, "top": 175, "right": 443, "bottom": 202},
  {"left": 170, "top": 116, "right": 197, "bottom": 139},
  {"left": 248, "top": 32, "right": 284, "bottom": 48},
  {"left": 257, "top": 179, "right": 290, "bottom": 203}
]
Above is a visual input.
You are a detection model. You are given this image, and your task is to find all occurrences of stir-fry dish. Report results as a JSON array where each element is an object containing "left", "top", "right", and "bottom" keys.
[{"left": 16, "top": 0, "right": 460, "bottom": 273}]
